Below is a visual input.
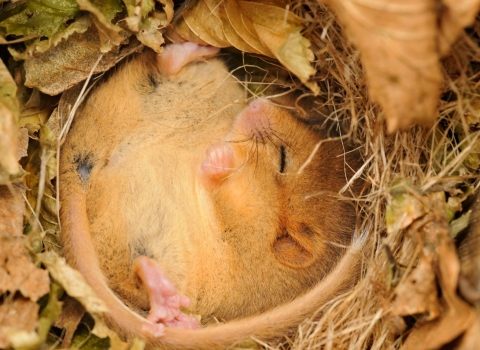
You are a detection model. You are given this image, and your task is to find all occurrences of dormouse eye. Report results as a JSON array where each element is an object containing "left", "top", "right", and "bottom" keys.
[{"left": 279, "top": 145, "right": 286, "bottom": 173}]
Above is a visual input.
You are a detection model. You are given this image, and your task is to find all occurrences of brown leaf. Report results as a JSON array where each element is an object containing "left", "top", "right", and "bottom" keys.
[
  {"left": 438, "top": 0, "right": 480, "bottom": 55},
  {"left": 17, "top": 128, "right": 29, "bottom": 161},
  {"left": 157, "top": 0, "right": 174, "bottom": 23},
  {"left": 217, "top": 2, "right": 258, "bottom": 53},
  {"left": 323, "top": 0, "right": 442, "bottom": 132},
  {"left": 223, "top": 0, "right": 268, "bottom": 54},
  {"left": 390, "top": 254, "right": 440, "bottom": 321},
  {"left": 43, "top": 252, "right": 128, "bottom": 349},
  {"left": 53, "top": 296, "right": 85, "bottom": 349},
  {"left": 0, "top": 185, "right": 50, "bottom": 301},
  {"left": 23, "top": 26, "right": 143, "bottom": 95},
  {"left": 399, "top": 193, "right": 476, "bottom": 350},
  {"left": 183, "top": 0, "right": 230, "bottom": 47},
  {"left": 171, "top": 0, "right": 318, "bottom": 92},
  {"left": 0, "top": 185, "right": 24, "bottom": 237},
  {"left": 0, "top": 297, "right": 40, "bottom": 349},
  {"left": 0, "top": 236, "right": 50, "bottom": 302},
  {"left": 0, "top": 186, "right": 50, "bottom": 349}
]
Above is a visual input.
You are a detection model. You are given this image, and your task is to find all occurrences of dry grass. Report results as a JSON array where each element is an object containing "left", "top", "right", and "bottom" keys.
[{"left": 256, "top": 2, "right": 480, "bottom": 349}]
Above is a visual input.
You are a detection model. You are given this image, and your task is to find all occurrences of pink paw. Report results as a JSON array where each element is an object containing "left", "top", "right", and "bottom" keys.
[
  {"left": 157, "top": 42, "right": 220, "bottom": 76},
  {"left": 134, "top": 257, "right": 201, "bottom": 336},
  {"left": 200, "top": 142, "right": 235, "bottom": 182}
]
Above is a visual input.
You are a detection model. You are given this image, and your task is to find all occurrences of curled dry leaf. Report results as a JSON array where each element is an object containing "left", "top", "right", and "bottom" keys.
[
  {"left": 171, "top": 0, "right": 318, "bottom": 93},
  {"left": 42, "top": 252, "right": 129, "bottom": 349},
  {"left": 322, "top": 0, "right": 442, "bottom": 132},
  {"left": 322, "top": 0, "right": 480, "bottom": 132},
  {"left": 22, "top": 26, "right": 143, "bottom": 95}
]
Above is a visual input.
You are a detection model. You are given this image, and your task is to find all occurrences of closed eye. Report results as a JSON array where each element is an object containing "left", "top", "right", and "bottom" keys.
[{"left": 279, "top": 145, "right": 286, "bottom": 173}]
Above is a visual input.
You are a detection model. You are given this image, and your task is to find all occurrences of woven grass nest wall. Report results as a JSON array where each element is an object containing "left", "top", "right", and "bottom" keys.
[{"left": 1, "top": 0, "right": 480, "bottom": 349}]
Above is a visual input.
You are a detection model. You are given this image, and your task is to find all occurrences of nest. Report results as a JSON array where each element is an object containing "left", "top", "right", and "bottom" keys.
[
  {"left": 283, "top": 3, "right": 480, "bottom": 350},
  {"left": 0, "top": 0, "right": 479, "bottom": 349}
]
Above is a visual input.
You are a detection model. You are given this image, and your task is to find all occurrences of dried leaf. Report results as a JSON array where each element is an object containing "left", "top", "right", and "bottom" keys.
[
  {"left": 438, "top": 0, "right": 480, "bottom": 55},
  {"left": 136, "top": 16, "right": 166, "bottom": 53},
  {"left": 323, "top": 0, "right": 442, "bottom": 132},
  {"left": 0, "top": 298, "right": 40, "bottom": 349},
  {"left": 42, "top": 252, "right": 128, "bottom": 349},
  {"left": 0, "top": 236, "right": 50, "bottom": 301},
  {"left": 157, "top": 0, "right": 174, "bottom": 23},
  {"left": 223, "top": 0, "right": 268, "bottom": 54},
  {"left": 18, "top": 128, "right": 29, "bottom": 160},
  {"left": 21, "top": 26, "right": 143, "bottom": 95},
  {"left": 390, "top": 254, "right": 440, "bottom": 321},
  {"left": 0, "top": 185, "right": 24, "bottom": 238},
  {"left": 254, "top": 24, "right": 318, "bottom": 94},
  {"left": 0, "top": 0, "right": 80, "bottom": 38},
  {"left": 172, "top": 0, "right": 318, "bottom": 93},
  {"left": 77, "top": 0, "right": 124, "bottom": 52},
  {"left": 53, "top": 296, "right": 85, "bottom": 348},
  {"left": 0, "top": 184, "right": 50, "bottom": 349},
  {"left": 400, "top": 193, "right": 476, "bottom": 350},
  {"left": 0, "top": 59, "right": 21, "bottom": 184},
  {"left": 182, "top": 0, "right": 230, "bottom": 47}
]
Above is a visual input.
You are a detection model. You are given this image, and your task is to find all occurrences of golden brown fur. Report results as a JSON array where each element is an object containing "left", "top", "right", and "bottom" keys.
[{"left": 60, "top": 45, "right": 365, "bottom": 348}]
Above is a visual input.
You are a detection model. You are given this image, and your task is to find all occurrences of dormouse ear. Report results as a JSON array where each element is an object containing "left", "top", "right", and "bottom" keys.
[
  {"left": 157, "top": 42, "right": 220, "bottom": 76},
  {"left": 271, "top": 229, "right": 317, "bottom": 269}
]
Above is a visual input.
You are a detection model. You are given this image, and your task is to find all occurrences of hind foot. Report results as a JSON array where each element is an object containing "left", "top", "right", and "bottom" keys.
[{"left": 134, "top": 256, "right": 200, "bottom": 336}]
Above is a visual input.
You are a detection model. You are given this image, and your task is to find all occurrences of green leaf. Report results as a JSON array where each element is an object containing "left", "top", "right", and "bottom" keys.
[
  {"left": 70, "top": 322, "right": 111, "bottom": 350},
  {"left": 9, "top": 15, "right": 92, "bottom": 60},
  {"left": 0, "top": 0, "right": 79, "bottom": 38},
  {"left": 90, "top": 0, "right": 124, "bottom": 22},
  {"left": 450, "top": 210, "right": 471, "bottom": 238},
  {"left": 37, "top": 284, "right": 63, "bottom": 345},
  {"left": 386, "top": 183, "right": 427, "bottom": 235}
]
